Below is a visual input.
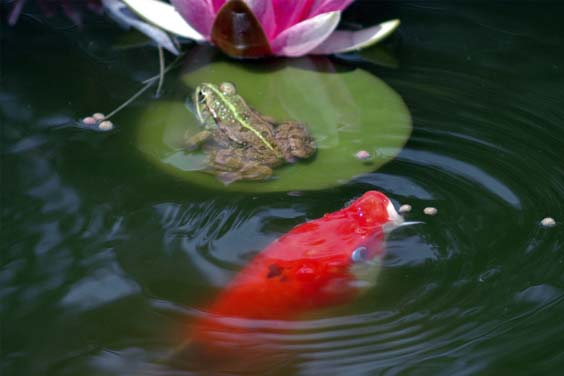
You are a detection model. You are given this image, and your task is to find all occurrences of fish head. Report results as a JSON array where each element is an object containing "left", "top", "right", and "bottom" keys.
[
  {"left": 323, "top": 191, "right": 401, "bottom": 290},
  {"left": 337, "top": 191, "right": 402, "bottom": 261},
  {"left": 346, "top": 190, "right": 402, "bottom": 229},
  {"left": 284, "top": 191, "right": 401, "bottom": 267},
  {"left": 276, "top": 191, "right": 402, "bottom": 300}
]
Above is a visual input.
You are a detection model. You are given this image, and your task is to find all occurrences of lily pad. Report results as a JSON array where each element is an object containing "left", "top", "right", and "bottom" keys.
[{"left": 136, "top": 59, "right": 411, "bottom": 192}]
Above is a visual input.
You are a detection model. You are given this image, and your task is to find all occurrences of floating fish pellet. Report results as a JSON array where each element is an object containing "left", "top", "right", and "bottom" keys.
[
  {"left": 399, "top": 204, "right": 412, "bottom": 214},
  {"left": 540, "top": 217, "right": 556, "bottom": 227},
  {"left": 92, "top": 112, "right": 105, "bottom": 121},
  {"left": 355, "top": 150, "right": 371, "bottom": 160},
  {"left": 423, "top": 207, "right": 438, "bottom": 216},
  {"left": 98, "top": 120, "right": 114, "bottom": 131},
  {"left": 82, "top": 116, "right": 97, "bottom": 126}
]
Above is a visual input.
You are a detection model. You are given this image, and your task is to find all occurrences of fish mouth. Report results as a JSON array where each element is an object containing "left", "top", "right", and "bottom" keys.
[
  {"left": 383, "top": 202, "right": 425, "bottom": 233},
  {"left": 385, "top": 201, "right": 403, "bottom": 228}
]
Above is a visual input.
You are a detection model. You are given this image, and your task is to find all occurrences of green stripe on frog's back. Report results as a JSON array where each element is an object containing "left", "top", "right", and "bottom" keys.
[{"left": 206, "top": 84, "right": 279, "bottom": 154}]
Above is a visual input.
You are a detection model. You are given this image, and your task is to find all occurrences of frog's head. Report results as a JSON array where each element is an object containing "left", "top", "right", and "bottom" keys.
[{"left": 193, "top": 82, "right": 239, "bottom": 126}]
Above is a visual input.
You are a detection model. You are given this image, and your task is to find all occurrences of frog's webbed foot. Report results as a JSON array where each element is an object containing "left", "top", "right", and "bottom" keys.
[
  {"left": 275, "top": 121, "right": 316, "bottom": 162},
  {"left": 183, "top": 130, "right": 212, "bottom": 151}
]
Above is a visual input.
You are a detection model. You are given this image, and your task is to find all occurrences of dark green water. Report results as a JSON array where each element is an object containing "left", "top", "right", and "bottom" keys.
[{"left": 2, "top": 2, "right": 564, "bottom": 375}]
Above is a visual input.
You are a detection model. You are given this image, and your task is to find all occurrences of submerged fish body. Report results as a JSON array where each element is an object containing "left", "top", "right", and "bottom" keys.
[{"left": 191, "top": 190, "right": 401, "bottom": 355}]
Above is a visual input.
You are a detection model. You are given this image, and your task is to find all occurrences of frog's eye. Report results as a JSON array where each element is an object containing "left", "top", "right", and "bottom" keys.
[
  {"left": 220, "top": 82, "right": 237, "bottom": 95},
  {"left": 197, "top": 91, "right": 206, "bottom": 103},
  {"left": 351, "top": 246, "right": 367, "bottom": 263},
  {"left": 198, "top": 87, "right": 212, "bottom": 101}
]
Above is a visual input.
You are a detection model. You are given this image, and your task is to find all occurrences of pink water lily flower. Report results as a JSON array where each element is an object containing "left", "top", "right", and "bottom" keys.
[
  {"left": 124, "top": 0, "right": 399, "bottom": 58},
  {"left": 172, "top": 0, "right": 398, "bottom": 57}
]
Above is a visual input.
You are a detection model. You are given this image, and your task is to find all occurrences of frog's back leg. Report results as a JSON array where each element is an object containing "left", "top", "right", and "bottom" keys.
[
  {"left": 216, "top": 164, "right": 273, "bottom": 185},
  {"left": 275, "top": 121, "right": 317, "bottom": 161},
  {"left": 209, "top": 149, "right": 273, "bottom": 184}
]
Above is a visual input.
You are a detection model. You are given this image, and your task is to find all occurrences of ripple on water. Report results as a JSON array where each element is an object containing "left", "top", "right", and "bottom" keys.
[{"left": 133, "top": 73, "right": 564, "bottom": 370}]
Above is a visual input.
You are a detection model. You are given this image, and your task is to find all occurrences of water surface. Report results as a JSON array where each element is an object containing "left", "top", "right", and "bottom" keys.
[{"left": 2, "top": 2, "right": 564, "bottom": 375}]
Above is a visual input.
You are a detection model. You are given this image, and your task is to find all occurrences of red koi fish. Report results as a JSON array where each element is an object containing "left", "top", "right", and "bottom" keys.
[{"left": 191, "top": 190, "right": 402, "bottom": 358}]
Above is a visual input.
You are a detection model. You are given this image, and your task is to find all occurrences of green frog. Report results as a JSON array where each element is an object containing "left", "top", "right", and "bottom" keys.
[{"left": 184, "top": 82, "right": 316, "bottom": 184}]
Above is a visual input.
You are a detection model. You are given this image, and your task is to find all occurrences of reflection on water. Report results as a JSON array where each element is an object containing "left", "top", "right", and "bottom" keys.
[{"left": 2, "top": 2, "right": 564, "bottom": 375}]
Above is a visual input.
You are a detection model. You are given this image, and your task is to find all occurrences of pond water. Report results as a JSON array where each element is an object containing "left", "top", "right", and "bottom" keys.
[{"left": 2, "top": 2, "right": 564, "bottom": 375}]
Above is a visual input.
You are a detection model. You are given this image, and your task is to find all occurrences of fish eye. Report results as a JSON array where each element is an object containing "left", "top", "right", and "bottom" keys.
[
  {"left": 351, "top": 246, "right": 367, "bottom": 263},
  {"left": 220, "top": 82, "right": 237, "bottom": 95}
]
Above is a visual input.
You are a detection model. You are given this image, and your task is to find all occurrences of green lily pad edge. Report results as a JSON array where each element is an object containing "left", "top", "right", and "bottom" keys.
[{"left": 136, "top": 61, "right": 412, "bottom": 193}]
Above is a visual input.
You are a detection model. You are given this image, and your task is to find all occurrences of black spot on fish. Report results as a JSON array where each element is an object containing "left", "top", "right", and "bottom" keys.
[{"left": 267, "top": 264, "right": 283, "bottom": 278}]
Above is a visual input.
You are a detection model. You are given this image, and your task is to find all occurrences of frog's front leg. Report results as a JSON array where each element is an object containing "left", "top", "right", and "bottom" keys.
[{"left": 183, "top": 130, "right": 212, "bottom": 151}]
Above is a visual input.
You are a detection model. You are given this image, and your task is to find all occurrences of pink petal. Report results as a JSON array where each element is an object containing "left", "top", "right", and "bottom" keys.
[
  {"left": 121, "top": 0, "right": 206, "bottom": 41},
  {"left": 271, "top": 0, "right": 315, "bottom": 35},
  {"left": 311, "top": 19, "right": 400, "bottom": 55},
  {"left": 8, "top": 0, "right": 26, "bottom": 25},
  {"left": 268, "top": 0, "right": 353, "bottom": 39},
  {"left": 270, "top": 11, "right": 340, "bottom": 57},
  {"left": 211, "top": 0, "right": 226, "bottom": 12},
  {"left": 243, "top": 0, "right": 276, "bottom": 39},
  {"left": 309, "top": 0, "right": 354, "bottom": 17},
  {"left": 171, "top": 0, "right": 216, "bottom": 38}
]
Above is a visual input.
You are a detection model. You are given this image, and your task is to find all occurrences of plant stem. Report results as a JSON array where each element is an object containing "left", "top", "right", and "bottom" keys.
[
  {"left": 155, "top": 46, "right": 165, "bottom": 98},
  {"left": 103, "top": 52, "right": 184, "bottom": 121}
]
